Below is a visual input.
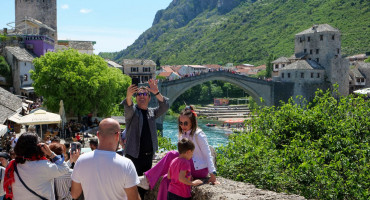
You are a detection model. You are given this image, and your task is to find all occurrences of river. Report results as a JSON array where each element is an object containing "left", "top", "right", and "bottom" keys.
[{"left": 162, "top": 115, "right": 229, "bottom": 147}]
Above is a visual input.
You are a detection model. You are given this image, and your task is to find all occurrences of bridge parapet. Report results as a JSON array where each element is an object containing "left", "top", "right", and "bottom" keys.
[{"left": 160, "top": 71, "right": 273, "bottom": 87}]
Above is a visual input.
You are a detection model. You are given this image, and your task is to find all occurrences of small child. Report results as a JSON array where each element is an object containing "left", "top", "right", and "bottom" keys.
[{"left": 167, "top": 138, "right": 203, "bottom": 200}]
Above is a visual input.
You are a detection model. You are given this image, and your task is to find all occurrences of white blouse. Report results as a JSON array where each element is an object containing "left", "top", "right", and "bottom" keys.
[{"left": 179, "top": 129, "right": 216, "bottom": 173}]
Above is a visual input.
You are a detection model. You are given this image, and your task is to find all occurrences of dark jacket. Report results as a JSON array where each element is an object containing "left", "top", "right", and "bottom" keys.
[{"left": 122, "top": 97, "right": 169, "bottom": 158}]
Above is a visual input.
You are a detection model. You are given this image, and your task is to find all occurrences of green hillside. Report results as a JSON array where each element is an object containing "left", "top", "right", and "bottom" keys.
[{"left": 100, "top": 0, "right": 369, "bottom": 66}]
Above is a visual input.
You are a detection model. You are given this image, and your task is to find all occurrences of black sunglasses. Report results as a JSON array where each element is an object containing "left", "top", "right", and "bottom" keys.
[
  {"left": 136, "top": 92, "right": 149, "bottom": 97},
  {"left": 179, "top": 121, "right": 189, "bottom": 126}
]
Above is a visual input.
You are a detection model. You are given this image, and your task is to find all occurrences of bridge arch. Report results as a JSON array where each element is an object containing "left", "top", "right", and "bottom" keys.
[{"left": 158, "top": 71, "right": 275, "bottom": 107}]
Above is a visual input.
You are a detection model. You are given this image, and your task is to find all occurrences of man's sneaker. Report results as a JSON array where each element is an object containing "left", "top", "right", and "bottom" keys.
[{"left": 137, "top": 175, "right": 150, "bottom": 190}]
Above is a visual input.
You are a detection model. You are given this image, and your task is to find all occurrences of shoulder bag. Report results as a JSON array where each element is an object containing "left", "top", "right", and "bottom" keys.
[{"left": 14, "top": 164, "right": 47, "bottom": 200}]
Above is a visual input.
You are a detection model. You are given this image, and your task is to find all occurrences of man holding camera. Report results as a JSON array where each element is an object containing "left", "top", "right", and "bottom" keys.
[
  {"left": 123, "top": 79, "right": 169, "bottom": 198},
  {"left": 71, "top": 118, "right": 140, "bottom": 200}
]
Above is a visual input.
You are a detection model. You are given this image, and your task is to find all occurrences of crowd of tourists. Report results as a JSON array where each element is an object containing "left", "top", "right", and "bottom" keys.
[{"left": 0, "top": 79, "right": 218, "bottom": 200}]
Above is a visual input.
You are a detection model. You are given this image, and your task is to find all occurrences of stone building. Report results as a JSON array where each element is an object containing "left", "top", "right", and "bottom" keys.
[
  {"left": 271, "top": 57, "right": 291, "bottom": 77},
  {"left": 349, "top": 66, "right": 366, "bottom": 93},
  {"left": 276, "top": 24, "right": 349, "bottom": 100},
  {"left": 294, "top": 24, "right": 349, "bottom": 95},
  {"left": 4, "top": 46, "right": 35, "bottom": 95},
  {"left": 56, "top": 40, "right": 96, "bottom": 55},
  {"left": 106, "top": 60, "right": 123, "bottom": 71},
  {"left": 0, "top": 87, "right": 23, "bottom": 124},
  {"left": 122, "top": 59, "right": 156, "bottom": 83},
  {"left": 15, "top": 0, "right": 57, "bottom": 43}
]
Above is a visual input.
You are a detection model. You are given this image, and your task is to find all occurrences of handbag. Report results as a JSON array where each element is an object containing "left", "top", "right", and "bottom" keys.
[{"left": 14, "top": 164, "right": 47, "bottom": 200}]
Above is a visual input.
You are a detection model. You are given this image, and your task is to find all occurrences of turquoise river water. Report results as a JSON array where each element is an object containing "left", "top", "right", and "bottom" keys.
[{"left": 162, "top": 116, "right": 229, "bottom": 147}]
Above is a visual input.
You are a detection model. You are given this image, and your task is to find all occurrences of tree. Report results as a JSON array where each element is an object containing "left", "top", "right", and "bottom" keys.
[
  {"left": 31, "top": 49, "right": 131, "bottom": 120},
  {"left": 265, "top": 54, "right": 275, "bottom": 78},
  {"left": 156, "top": 58, "right": 161, "bottom": 70},
  {"left": 0, "top": 56, "right": 12, "bottom": 85}
]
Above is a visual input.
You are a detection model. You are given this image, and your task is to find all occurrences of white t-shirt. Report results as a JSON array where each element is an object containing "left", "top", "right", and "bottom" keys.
[
  {"left": 12, "top": 160, "right": 70, "bottom": 200},
  {"left": 71, "top": 150, "right": 139, "bottom": 200}
]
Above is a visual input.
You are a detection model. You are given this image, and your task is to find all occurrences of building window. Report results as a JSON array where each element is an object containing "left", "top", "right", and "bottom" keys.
[
  {"left": 301, "top": 73, "right": 304, "bottom": 78},
  {"left": 24, "top": 74, "right": 28, "bottom": 81},
  {"left": 337, "top": 49, "right": 340, "bottom": 54},
  {"left": 287, "top": 73, "right": 290, "bottom": 78},
  {"left": 143, "top": 67, "right": 151, "bottom": 72},
  {"left": 332, "top": 35, "right": 335, "bottom": 40},
  {"left": 282, "top": 64, "right": 285, "bottom": 68},
  {"left": 311, "top": 73, "right": 314, "bottom": 78},
  {"left": 308, "top": 37, "right": 310, "bottom": 42},
  {"left": 300, "top": 37, "right": 303, "bottom": 43},
  {"left": 282, "top": 73, "right": 284, "bottom": 78},
  {"left": 317, "top": 73, "right": 320, "bottom": 78},
  {"left": 304, "top": 49, "right": 307, "bottom": 53},
  {"left": 316, "top": 49, "right": 319, "bottom": 54},
  {"left": 310, "top": 49, "right": 313, "bottom": 54},
  {"left": 274, "top": 64, "right": 278, "bottom": 69},
  {"left": 316, "top": 58, "right": 319, "bottom": 62},
  {"left": 131, "top": 67, "right": 138, "bottom": 72},
  {"left": 320, "top": 35, "right": 323, "bottom": 41}
]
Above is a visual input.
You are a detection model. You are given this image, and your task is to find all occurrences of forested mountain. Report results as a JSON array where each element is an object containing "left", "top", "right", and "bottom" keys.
[{"left": 99, "top": 0, "right": 369, "bottom": 66}]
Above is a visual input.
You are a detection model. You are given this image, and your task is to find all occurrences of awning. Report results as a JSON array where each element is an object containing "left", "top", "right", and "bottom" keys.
[
  {"left": 20, "top": 86, "right": 34, "bottom": 93},
  {"left": 224, "top": 119, "right": 245, "bottom": 124},
  {"left": 8, "top": 113, "right": 23, "bottom": 123},
  {"left": 25, "top": 99, "right": 34, "bottom": 104},
  {"left": 0, "top": 124, "right": 8, "bottom": 137},
  {"left": 353, "top": 88, "right": 370, "bottom": 96}
]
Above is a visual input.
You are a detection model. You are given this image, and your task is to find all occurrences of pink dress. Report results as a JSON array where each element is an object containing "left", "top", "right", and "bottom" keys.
[{"left": 168, "top": 157, "right": 192, "bottom": 198}]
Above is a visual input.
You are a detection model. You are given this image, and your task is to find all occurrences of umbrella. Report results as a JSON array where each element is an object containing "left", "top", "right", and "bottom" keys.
[
  {"left": 0, "top": 124, "right": 7, "bottom": 137},
  {"left": 59, "top": 100, "right": 66, "bottom": 138},
  {"left": 18, "top": 110, "right": 61, "bottom": 140},
  {"left": 19, "top": 110, "right": 61, "bottom": 125}
]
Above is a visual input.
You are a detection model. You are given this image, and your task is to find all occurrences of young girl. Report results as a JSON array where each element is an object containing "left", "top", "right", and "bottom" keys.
[
  {"left": 167, "top": 138, "right": 202, "bottom": 199},
  {"left": 138, "top": 105, "right": 218, "bottom": 200}
]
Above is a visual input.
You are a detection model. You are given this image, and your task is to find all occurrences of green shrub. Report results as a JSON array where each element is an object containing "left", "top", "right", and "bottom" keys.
[
  {"left": 217, "top": 88, "right": 370, "bottom": 199},
  {"left": 157, "top": 132, "right": 176, "bottom": 153}
]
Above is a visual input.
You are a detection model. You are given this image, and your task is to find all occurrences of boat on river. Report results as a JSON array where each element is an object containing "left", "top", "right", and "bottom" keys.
[{"left": 206, "top": 123, "right": 216, "bottom": 127}]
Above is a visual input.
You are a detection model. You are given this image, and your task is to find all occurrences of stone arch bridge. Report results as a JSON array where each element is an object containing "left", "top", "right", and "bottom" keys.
[{"left": 149, "top": 71, "right": 294, "bottom": 131}]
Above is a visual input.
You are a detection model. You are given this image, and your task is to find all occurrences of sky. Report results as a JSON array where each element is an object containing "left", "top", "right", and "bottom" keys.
[{"left": 0, "top": 0, "right": 173, "bottom": 54}]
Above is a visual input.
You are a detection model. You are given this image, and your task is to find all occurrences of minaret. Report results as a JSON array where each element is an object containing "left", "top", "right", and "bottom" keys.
[{"left": 15, "top": 0, "right": 57, "bottom": 43}]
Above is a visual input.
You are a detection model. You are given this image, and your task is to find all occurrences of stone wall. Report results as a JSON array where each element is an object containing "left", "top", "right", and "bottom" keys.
[{"left": 144, "top": 177, "right": 306, "bottom": 200}]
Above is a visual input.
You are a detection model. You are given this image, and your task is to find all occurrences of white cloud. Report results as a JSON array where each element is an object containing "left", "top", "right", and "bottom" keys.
[
  {"left": 80, "top": 9, "right": 92, "bottom": 14},
  {"left": 61, "top": 4, "right": 69, "bottom": 9}
]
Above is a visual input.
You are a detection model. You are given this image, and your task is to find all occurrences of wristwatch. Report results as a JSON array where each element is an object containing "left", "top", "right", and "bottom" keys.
[{"left": 154, "top": 91, "right": 160, "bottom": 96}]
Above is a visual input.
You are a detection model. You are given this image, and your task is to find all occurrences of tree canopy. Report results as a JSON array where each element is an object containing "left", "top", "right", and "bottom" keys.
[
  {"left": 31, "top": 49, "right": 130, "bottom": 118},
  {"left": 0, "top": 56, "right": 12, "bottom": 85}
]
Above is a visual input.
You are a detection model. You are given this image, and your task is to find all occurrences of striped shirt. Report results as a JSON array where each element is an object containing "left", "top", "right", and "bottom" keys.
[{"left": 54, "top": 161, "right": 73, "bottom": 200}]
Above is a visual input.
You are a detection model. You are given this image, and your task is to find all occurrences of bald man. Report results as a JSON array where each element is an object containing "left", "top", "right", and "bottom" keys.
[{"left": 71, "top": 118, "right": 140, "bottom": 200}]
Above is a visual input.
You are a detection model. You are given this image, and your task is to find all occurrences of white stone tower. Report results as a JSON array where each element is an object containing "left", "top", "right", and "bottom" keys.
[
  {"left": 294, "top": 24, "right": 349, "bottom": 95},
  {"left": 15, "top": 0, "right": 57, "bottom": 43}
]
